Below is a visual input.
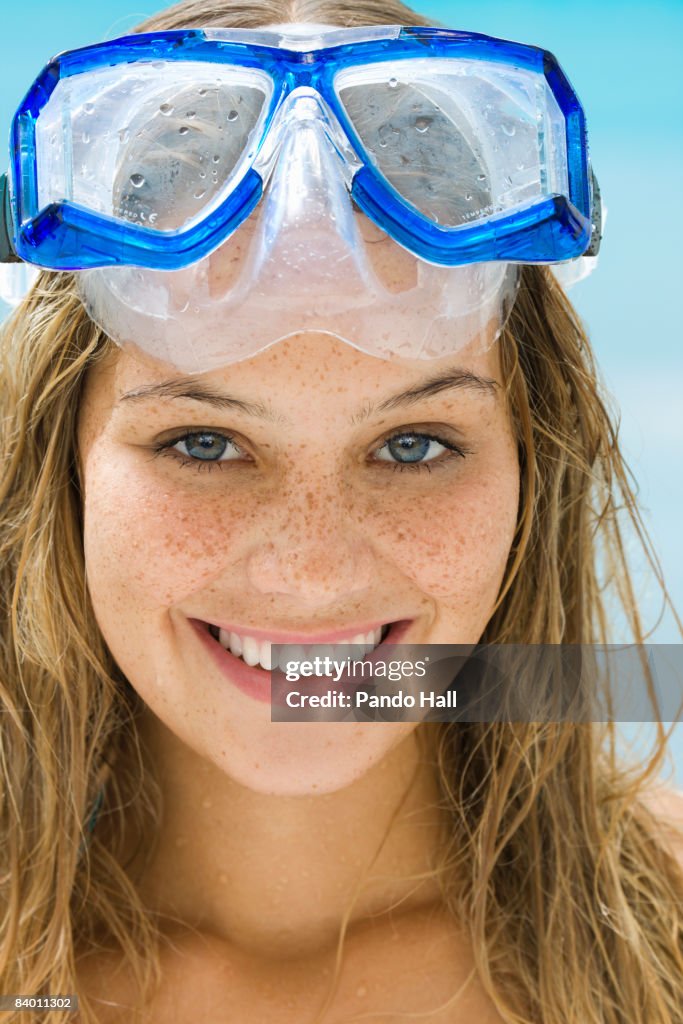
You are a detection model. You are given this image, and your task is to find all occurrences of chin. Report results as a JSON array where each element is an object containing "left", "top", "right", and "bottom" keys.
[{"left": 208, "top": 720, "right": 417, "bottom": 797}]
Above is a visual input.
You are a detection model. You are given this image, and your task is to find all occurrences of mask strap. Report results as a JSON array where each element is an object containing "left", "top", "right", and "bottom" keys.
[
  {"left": 584, "top": 169, "right": 603, "bottom": 258},
  {"left": 0, "top": 173, "right": 21, "bottom": 264}
]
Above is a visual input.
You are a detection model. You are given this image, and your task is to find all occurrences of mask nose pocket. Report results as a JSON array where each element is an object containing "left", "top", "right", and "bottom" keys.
[
  {"left": 208, "top": 98, "right": 388, "bottom": 311},
  {"left": 208, "top": 90, "right": 423, "bottom": 306}
]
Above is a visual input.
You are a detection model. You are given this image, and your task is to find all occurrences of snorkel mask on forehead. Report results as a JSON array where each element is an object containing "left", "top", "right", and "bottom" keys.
[{"left": 0, "top": 22, "right": 602, "bottom": 372}]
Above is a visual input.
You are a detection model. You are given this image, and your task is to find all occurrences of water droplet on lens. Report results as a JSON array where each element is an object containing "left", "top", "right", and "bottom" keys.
[
  {"left": 199, "top": 171, "right": 206, "bottom": 179},
  {"left": 194, "top": 188, "right": 206, "bottom": 199},
  {"left": 198, "top": 88, "right": 208, "bottom": 96},
  {"left": 465, "top": 193, "right": 473, "bottom": 201},
  {"left": 159, "top": 103, "right": 173, "bottom": 115},
  {"left": 502, "top": 124, "right": 516, "bottom": 137},
  {"left": 227, "top": 110, "right": 239, "bottom": 122},
  {"left": 129, "top": 173, "right": 145, "bottom": 188},
  {"left": 212, "top": 154, "right": 220, "bottom": 163},
  {"left": 83, "top": 102, "right": 94, "bottom": 115},
  {"left": 82, "top": 131, "right": 90, "bottom": 144},
  {"left": 149, "top": 212, "right": 158, "bottom": 225},
  {"left": 178, "top": 125, "right": 190, "bottom": 135},
  {"left": 118, "top": 128, "right": 130, "bottom": 144},
  {"left": 477, "top": 173, "right": 487, "bottom": 182},
  {"left": 388, "top": 77, "right": 398, "bottom": 88},
  {"left": 415, "top": 116, "right": 431, "bottom": 133},
  {"left": 186, "top": 110, "right": 197, "bottom": 120}
]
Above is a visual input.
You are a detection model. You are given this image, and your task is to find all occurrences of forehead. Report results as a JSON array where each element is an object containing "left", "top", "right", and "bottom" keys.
[{"left": 89, "top": 328, "right": 506, "bottom": 419}]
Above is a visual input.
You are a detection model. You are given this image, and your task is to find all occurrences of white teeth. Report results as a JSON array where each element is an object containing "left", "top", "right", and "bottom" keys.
[
  {"left": 219, "top": 628, "right": 242, "bottom": 657},
  {"left": 286, "top": 645, "right": 307, "bottom": 668},
  {"left": 259, "top": 640, "right": 273, "bottom": 671},
  {"left": 315, "top": 644, "right": 336, "bottom": 666},
  {"left": 211, "top": 625, "right": 389, "bottom": 671},
  {"left": 241, "top": 636, "right": 261, "bottom": 667}
]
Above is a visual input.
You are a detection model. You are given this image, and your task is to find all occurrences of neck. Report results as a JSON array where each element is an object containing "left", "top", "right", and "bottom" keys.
[{"left": 127, "top": 713, "right": 448, "bottom": 958}]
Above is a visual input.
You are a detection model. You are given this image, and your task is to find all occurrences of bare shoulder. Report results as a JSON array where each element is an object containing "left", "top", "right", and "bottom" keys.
[{"left": 638, "top": 783, "right": 683, "bottom": 867}]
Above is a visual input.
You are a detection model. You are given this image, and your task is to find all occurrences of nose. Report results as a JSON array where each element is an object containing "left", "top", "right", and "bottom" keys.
[{"left": 243, "top": 478, "right": 375, "bottom": 605}]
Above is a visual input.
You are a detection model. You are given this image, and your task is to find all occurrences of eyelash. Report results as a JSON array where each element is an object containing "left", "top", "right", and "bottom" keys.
[{"left": 149, "top": 430, "right": 471, "bottom": 475}]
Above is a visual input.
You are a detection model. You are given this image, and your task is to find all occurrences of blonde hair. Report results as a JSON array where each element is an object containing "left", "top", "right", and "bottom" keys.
[{"left": 1, "top": 2, "right": 682, "bottom": 1022}]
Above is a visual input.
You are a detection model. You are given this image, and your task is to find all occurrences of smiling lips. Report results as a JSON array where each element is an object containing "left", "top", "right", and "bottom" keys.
[
  {"left": 190, "top": 618, "right": 413, "bottom": 703},
  {"left": 208, "top": 624, "right": 389, "bottom": 672}
]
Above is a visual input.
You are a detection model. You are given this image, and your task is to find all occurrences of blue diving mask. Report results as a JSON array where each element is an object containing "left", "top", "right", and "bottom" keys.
[{"left": 0, "top": 23, "right": 602, "bottom": 372}]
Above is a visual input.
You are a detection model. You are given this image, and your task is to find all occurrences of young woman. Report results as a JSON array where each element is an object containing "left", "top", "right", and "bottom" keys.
[{"left": 1, "top": 1, "right": 681, "bottom": 1022}]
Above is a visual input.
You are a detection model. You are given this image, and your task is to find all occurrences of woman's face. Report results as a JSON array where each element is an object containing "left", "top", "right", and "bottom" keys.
[{"left": 78, "top": 329, "right": 520, "bottom": 795}]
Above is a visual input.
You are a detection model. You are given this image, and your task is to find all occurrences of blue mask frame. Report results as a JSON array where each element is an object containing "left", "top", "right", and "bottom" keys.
[{"left": 1, "top": 25, "right": 600, "bottom": 272}]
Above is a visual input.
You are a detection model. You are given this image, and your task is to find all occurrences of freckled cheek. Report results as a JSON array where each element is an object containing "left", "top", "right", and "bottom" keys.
[
  {"left": 83, "top": 460, "right": 253, "bottom": 610},
  {"left": 362, "top": 467, "right": 519, "bottom": 600}
]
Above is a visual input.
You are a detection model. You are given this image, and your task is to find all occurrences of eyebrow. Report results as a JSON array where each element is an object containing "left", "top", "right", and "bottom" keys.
[
  {"left": 119, "top": 378, "right": 277, "bottom": 420},
  {"left": 119, "top": 367, "right": 500, "bottom": 424}
]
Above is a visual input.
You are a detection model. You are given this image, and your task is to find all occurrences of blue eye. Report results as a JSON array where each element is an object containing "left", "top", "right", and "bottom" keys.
[
  {"left": 153, "top": 431, "right": 244, "bottom": 469},
  {"left": 175, "top": 432, "right": 236, "bottom": 461},
  {"left": 375, "top": 432, "right": 464, "bottom": 469}
]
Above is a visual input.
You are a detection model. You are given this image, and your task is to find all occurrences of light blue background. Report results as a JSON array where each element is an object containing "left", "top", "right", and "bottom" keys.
[{"left": 1, "top": 1, "right": 680, "bottom": 786}]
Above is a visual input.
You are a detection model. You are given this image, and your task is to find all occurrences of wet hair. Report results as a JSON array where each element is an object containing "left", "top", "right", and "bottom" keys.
[{"left": 1, "top": 2, "right": 682, "bottom": 1022}]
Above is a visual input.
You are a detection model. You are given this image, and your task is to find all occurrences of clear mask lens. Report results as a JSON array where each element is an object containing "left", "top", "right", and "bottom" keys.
[
  {"left": 35, "top": 61, "right": 273, "bottom": 233},
  {"left": 336, "top": 57, "right": 568, "bottom": 229}
]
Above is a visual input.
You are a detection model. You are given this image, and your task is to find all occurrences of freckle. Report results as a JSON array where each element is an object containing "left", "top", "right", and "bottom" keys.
[
  {"left": 175, "top": 836, "right": 189, "bottom": 848},
  {"left": 356, "top": 984, "right": 368, "bottom": 998}
]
